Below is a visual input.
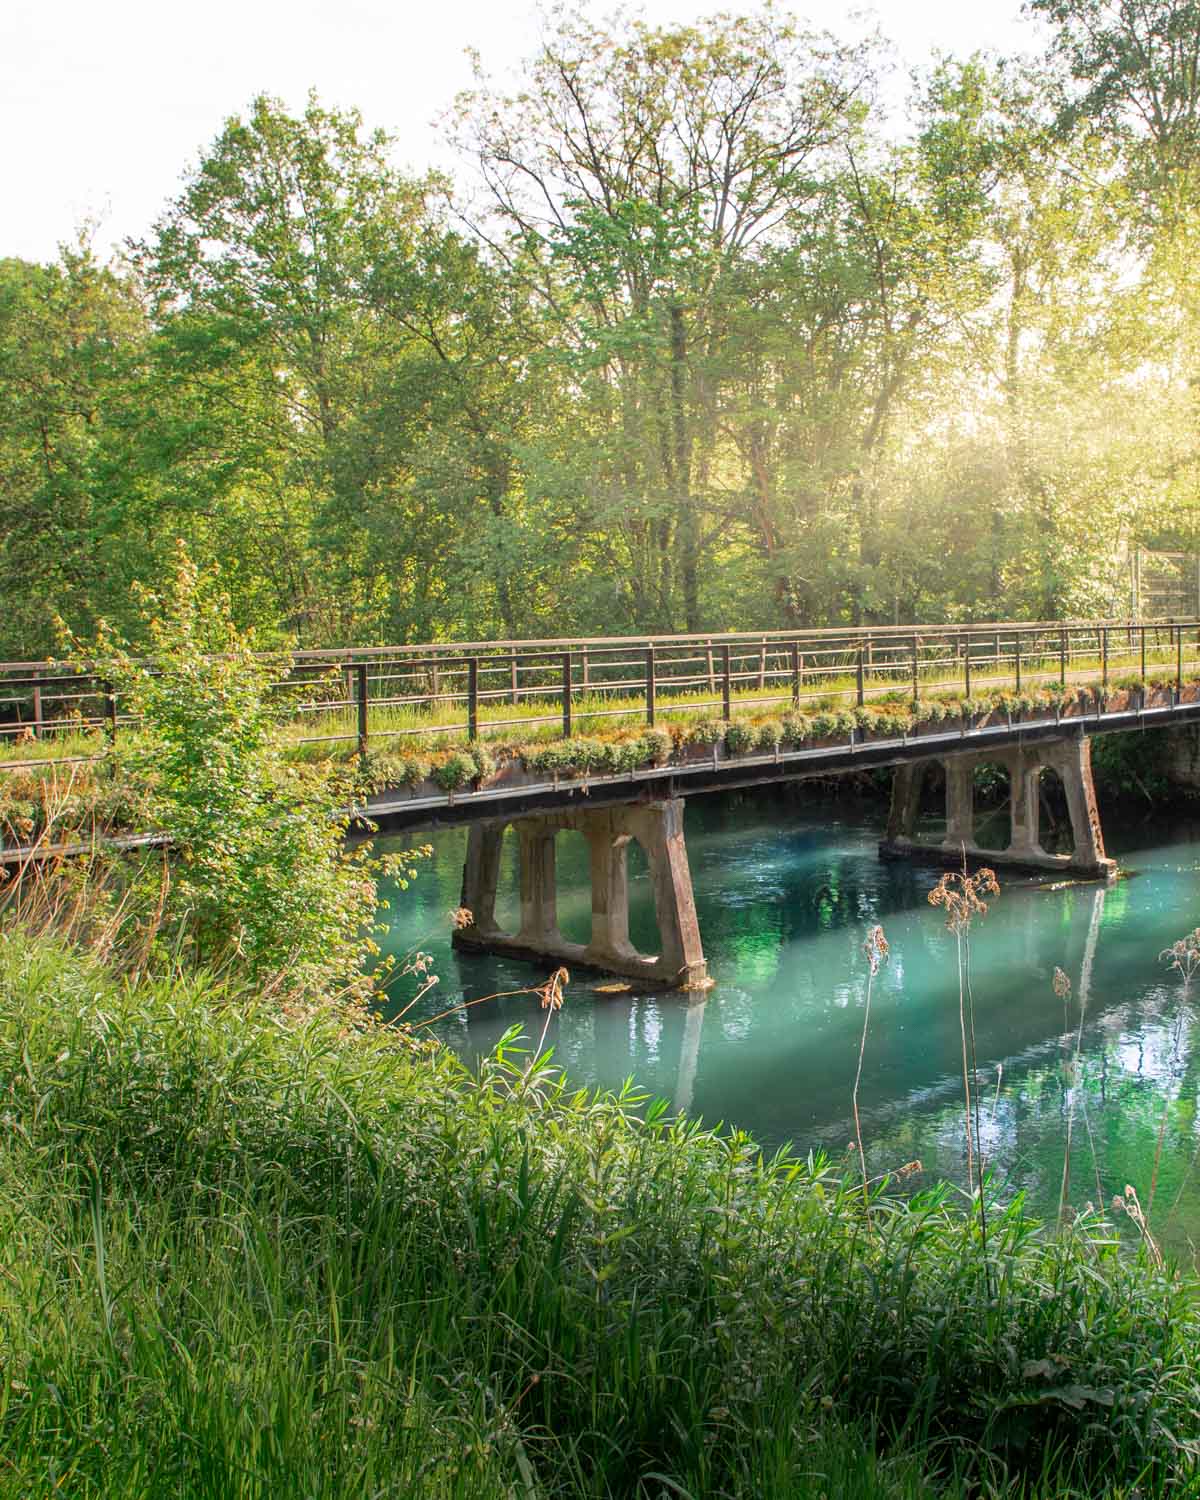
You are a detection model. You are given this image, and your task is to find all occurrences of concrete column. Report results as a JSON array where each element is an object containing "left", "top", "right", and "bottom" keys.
[
  {"left": 458, "top": 822, "right": 506, "bottom": 938},
  {"left": 1044, "top": 736, "right": 1116, "bottom": 879},
  {"left": 585, "top": 829, "right": 637, "bottom": 966},
  {"left": 942, "top": 757, "right": 975, "bottom": 850},
  {"left": 1007, "top": 749, "right": 1042, "bottom": 857},
  {"left": 628, "top": 799, "right": 708, "bottom": 988},
  {"left": 885, "top": 762, "right": 924, "bottom": 841},
  {"left": 516, "top": 827, "right": 560, "bottom": 946}
]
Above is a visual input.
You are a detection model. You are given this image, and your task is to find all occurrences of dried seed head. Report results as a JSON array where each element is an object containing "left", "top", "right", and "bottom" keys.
[
  {"left": 928, "top": 868, "right": 1000, "bottom": 932},
  {"left": 1052, "top": 967, "right": 1071, "bottom": 999},
  {"left": 537, "top": 966, "right": 569, "bottom": 1011},
  {"left": 862, "top": 924, "right": 890, "bottom": 976}
]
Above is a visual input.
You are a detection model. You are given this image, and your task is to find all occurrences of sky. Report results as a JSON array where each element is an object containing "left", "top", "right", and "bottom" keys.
[{"left": 1, "top": 0, "right": 1045, "bottom": 265}]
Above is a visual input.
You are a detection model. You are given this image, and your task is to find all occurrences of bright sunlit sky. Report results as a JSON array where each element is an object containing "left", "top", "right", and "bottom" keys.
[{"left": 2, "top": 0, "right": 1045, "bottom": 264}]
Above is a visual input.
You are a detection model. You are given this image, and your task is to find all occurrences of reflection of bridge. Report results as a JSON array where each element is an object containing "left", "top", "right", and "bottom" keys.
[{"left": 5, "top": 620, "right": 1200, "bottom": 989}]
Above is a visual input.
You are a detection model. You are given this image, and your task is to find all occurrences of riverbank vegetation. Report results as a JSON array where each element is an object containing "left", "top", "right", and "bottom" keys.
[
  {"left": 2, "top": 931, "right": 1199, "bottom": 1499},
  {"left": 3, "top": 1, "right": 1200, "bottom": 657}
]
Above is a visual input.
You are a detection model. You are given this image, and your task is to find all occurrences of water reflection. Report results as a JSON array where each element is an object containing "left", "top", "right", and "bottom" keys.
[{"left": 375, "top": 790, "right": 1200, "bottom": 1251}]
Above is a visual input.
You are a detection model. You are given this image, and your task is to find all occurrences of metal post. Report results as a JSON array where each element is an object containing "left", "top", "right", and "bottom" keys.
[
  {"left": 911, "top": 633, "right": 919, "bottom": 707},
  {"left": 510, "top": 653, "right": 518, "bottom": 706},
  {"left": 965, "top": 635, "right": 971, "bottom": 699},
  {"left": 1060, "top": 628, "right": 1067, "bottom": 687},
  {"left": 562, "top": 651, "right": 572, "bottom": 738},
  {"left": 103, "top": 681, "right": 117, "bottom": 742},
  {"left": 467, "top": 658, "right": 479, "bottom": 741},
  {"left": 581, "top": 648, "right": 590, "bottom": 692},
  {"left": 646, "top": 646, "right": 656, "bottom": 727},
  {"left": 757, "top": 642, "right": 766, "bottom": 692},
  {"left": 1014, "top": 632, "right": 1022, "bottom": 694},
  {"left": 356, "top": 662, "right": 368, "bottom": 758},
  {"left": 856, "top": 646, "right": 865, "bottom": 707},
  {"left": 1101, "top": 627, "right": 1108, "bottom": 689},
  {"left": 31, "top": 670, "right": 43, "bottom": 739},
  {"left": 722, "top": 644, "right": 731, "bottom": 720},
  {"left": 1141, "top": 625, "right": 1146, "bottom": 681},
  {"left": 792, "top": 642, "right": 801, "bottom": 707},
  {"left": 1177, "top": 625, "right": 1183, "bottom": 693}
]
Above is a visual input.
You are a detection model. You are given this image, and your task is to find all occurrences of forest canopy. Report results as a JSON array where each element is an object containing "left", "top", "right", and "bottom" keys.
[{"left": 3, "top": 0, "right": 1199, "bottom": 657}]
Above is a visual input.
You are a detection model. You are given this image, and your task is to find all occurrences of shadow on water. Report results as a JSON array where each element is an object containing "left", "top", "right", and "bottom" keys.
[{"left": 374, "top": 785, "right": 1200, "bottom": 1252}]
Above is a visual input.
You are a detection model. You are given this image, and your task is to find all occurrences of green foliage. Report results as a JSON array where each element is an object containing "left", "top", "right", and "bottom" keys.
[
  {"left": 684, "top": 717, "right": 728, "bottom": 746},
  {"left": 430, "top": 750, "right": 480, "bottom": 792},
  {"left": 0, "top": 932, "right": 1197, "bottom": 1497},
  {"left": 65, "top": 546, "right": 403, "bottom": 998},
  {"left": 724, "top": 721, "right": 756, "bottom": 754},
  {"left": 1091, "top": 730, "right": 1172, "bottom": 802},
  {"left": 782, "top": 711, "right": 812, "bottom": 743}
]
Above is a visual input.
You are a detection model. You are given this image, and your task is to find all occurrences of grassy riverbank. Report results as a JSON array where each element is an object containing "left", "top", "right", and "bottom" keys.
[{"left": 1, "top": 932, "right": 1196, "bottom": 1499}]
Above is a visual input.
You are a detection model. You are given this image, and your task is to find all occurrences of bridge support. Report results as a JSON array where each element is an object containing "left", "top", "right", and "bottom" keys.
[
  {"left": 880, "top": 733, "right": 1116, "bottom": 880},
  {"left": 454, "top": 798, "right": 709, "bottom": 989}
]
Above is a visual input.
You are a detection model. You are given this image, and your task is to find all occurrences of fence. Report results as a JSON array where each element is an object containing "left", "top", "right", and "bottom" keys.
[{"left": 2, "top": 619, "right": 1198, "bottom": 767}]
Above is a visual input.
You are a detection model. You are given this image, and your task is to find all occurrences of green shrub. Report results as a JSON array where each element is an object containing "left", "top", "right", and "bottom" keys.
[
  {"left": 781, "top": 711, "right": 811, "bottom": 744},
  {"left": 62, "top": 547, "right": 399, "bottom": 1000},
  {"left": 754, "top": 718, "right": 784, "bottom": 750},
  {"left": 643, "top": 726, "right": 673, "bottom": 765},
  {"left": 685, "top": 718, "right": 727, "bottom": 747},
  {"left": 724, "top": 721, "right": 755, "bottom": 753},
  {"left": 431, "top": 750, "right": 481, "bottom": 791}
]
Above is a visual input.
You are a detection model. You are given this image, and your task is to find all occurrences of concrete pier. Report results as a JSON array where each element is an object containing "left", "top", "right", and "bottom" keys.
[
  {"left": 453, "top": 798, "right": 709, "bottom": 989},
  {"left": 880, "top": 732, "right": 1117, "bottom": 881}
]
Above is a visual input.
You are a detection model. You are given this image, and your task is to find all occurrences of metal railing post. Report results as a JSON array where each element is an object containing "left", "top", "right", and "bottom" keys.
[
  {"left": 1060, "top": 627, "right": 1067, "bottom": 687},
  {"left": 467, "top": 658, "right": 479, "bottom": 741},
  {"left": 1177, "top": 625, "right": 1183, "bottom": 694},
  {"left": 1101, "top": 627, "right": 1108, "bottom": 689},
  {"left": 562, "top": 651, "right": 572, "bottom": 738},
  {"left": 103, "top": 681, "right": 117, "bottom": 742},
  {"left": 1014, "top": 631, "right": 1022, "bottom": 694},
  {"left": 646, "top": 646, "right": 656, "bottom": 727},
  {"left": 722, "top": 644, "right": 731, "bottom": 720},
  {"left": 356, "top": 662, "right": 368, "bottom": 758},
  {"left": 1140, "top": 625, "right": 1146, "bottom": 681},
  {"left": 911, "top": 633, "right": 919, "bottom": 707},
  {"left": 792, "top": 642, "right": 801, "bottom": 707},
  {"left": 965, "top": 634, "right": 971, "bottom": 699},
  {"left": 856, "top": 646, "right": 865, "bottom": 707}
]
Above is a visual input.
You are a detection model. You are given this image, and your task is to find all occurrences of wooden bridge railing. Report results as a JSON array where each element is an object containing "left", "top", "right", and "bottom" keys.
[{"left": 2, "top": 619, "right": 1199, "bottom": 766}]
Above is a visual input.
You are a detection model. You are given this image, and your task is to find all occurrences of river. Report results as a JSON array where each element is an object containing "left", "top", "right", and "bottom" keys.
[{"left": 374, "top": 787, "right": 1200, "bottom": 1252}]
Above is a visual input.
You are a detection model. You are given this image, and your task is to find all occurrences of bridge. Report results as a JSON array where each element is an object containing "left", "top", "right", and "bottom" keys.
[{"left": 3, "top": 618, "right": 1200, "bottom": 989}]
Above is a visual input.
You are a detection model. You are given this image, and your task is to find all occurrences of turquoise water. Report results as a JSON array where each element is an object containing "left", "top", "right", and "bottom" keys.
[{"left": 375, "top": 789, "right": 1200, "bottom": 1251}]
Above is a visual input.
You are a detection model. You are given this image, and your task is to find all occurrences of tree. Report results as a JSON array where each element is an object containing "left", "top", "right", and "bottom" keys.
[{"left": 454, "top": 8, "right": 870, "bottom": 629}]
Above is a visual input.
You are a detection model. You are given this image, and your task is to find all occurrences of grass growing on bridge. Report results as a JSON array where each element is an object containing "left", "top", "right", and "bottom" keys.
[{"left": 0, "top": 929, "right": 1196, "bottom": 1499}]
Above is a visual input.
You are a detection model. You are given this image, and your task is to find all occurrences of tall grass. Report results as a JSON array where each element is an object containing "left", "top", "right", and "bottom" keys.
[{"left": 0, "top": 932, "right": 1195, "bottom": 1498}]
